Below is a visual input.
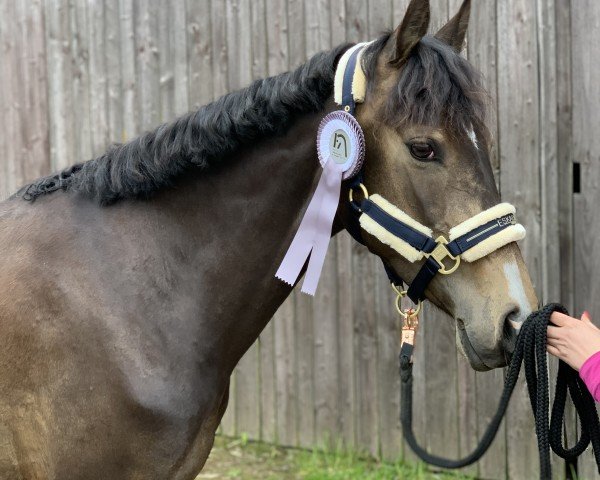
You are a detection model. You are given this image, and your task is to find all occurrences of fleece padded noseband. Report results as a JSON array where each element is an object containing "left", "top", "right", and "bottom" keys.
[{"left": 355, "top": 196, "right": 526, "bottom": 301}]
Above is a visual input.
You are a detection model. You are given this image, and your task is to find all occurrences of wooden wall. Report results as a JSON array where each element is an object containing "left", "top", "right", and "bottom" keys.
[{"left": 0, "top": 1, "right": 597, "bottom": 478}]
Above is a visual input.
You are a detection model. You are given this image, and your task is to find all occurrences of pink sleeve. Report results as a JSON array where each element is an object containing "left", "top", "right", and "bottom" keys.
[{"left": 579, "top": 350, "right": 600, "bottom": 402}]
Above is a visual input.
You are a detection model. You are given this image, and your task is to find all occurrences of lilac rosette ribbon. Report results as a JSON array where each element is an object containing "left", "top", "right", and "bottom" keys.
[{"left": 276, "top": 111, "right": 365, "bottom": 295}]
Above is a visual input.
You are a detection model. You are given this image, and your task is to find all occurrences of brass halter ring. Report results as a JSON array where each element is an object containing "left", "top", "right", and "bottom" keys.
[
  {"left": 392, "top": 284, "right": 421, "bottom": 320},
  {"left": 348, "top": 183, "right": 369, "bottom": 204}
]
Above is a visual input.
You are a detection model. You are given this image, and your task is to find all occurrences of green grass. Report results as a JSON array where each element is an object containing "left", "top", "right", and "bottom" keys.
[{"left": 198, "top": 435, "right": 474, "bottom": 480}]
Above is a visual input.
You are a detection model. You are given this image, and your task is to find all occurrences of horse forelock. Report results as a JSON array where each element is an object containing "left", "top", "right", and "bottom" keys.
[
  {"left": 19, "top": 43, "right": 351, "bottom": 205},
  {"left": 361, "top": 32, "right": 491, "bottom": 145}
]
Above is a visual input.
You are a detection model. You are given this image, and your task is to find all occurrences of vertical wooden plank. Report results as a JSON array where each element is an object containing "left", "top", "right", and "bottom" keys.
[
  {"left": 555, "top": 2, "right": 577, "bottom": 476},
  {"left": 345, "top": 0, "right": 370, "bottom": 456},
  {"left": 211, "top": 0, "right": 228, "bottom": 99},
  {"left": 306, "top": 0, "right": 340, "bottom": 450},
  {"left": 498, "top": 1, "right": 542, "bottom": 478},
  {"left": 1, "top": 0, "right": 20, "bottom": 195},
  {"left": 0, "top": 1, "right": 6, "bottom": 199},
  {"left": 336, "top": 234, "right": 357, "bottom": 450},
  {"left": 352, "top": 243, "right": 379, "bottom": 456},
  {"left": 105, "top": 0, "right": 122, "bottom": 144},
  {"left": 252, "top": 0, "right": 277, "bottom": 443},
  {"left": 69, "top": 0, "right": 92, "bottom": 161},
  {"left": 88, "top": 0, "right": 109, "bottom": 154},
  {"left": 274, "top": 296, "right": 297, "bottom": 446},
  {"left": 19, "top": 0, "right": 50, "bottom": 182},
  {"left": 571, "top": 1, "right": 600, "bottom": 477},
  {"left": 367, "top": 0, "right": 405, "bottom": 463},
  {"left": 135, "top": 0, "right": 160, "bottom": 131},
  {"left": 4, "top": 0, "right": 50, "bottom": 196},
  {"left": 536, "top": 1, "right": 567, "bottom": 477},
  {"left": 158, "top": 1, "right": 174, "bottom": 122},
  {"left": 293, "top": 0, "right": 316, "bottom": 448},
  {"left": 556, "top": 0, "right": 573, "bottom": 313},
  {"left": 464, "top": 2, "right": 506, "bottom": 478},
  {"left": 170, "top": 1, "right": 189, "bottom": 116},
  {"left": 264, "top": 0, "right": 296, "bottom": 448},
  {"left": 119, "top": 0, "right": 137, "bottom": 142},
  {"left": 346, "top": 0, "right": 368, "bottom": 43},
  {"left": 223, "top": 0, "right": 261, "bottom": 440},
  {"left": 187, "top": 0, "right": 213, "bottom": 109},
  {"left": 45, "top": 0, "right": 76, "bottom": 170},
  {"left": 206, "top": 0, "right": 235, "bottom": 436},
  {"left": 330, "top": 0, "right": 345, "bottom": 47}
]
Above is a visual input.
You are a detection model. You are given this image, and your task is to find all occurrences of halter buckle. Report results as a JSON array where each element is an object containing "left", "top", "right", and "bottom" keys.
[{"left": 427, "top": 236, "right": 461, "bottom": 275}]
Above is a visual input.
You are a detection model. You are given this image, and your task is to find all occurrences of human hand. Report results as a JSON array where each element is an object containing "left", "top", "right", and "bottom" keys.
[{"left": 547, "top": 311, "right": 600, "bottom": 371}]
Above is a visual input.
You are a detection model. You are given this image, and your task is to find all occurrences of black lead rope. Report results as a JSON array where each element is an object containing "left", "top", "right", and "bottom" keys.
[{"left": 400, "top": 303, "right": 600, "bottom": 479}]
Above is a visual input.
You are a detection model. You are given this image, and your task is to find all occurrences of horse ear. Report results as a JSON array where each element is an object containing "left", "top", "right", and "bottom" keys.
[
  {"left": 389, "top": 0, "right": 430, "bottom": 67},
  {"left": 435, "top": 0, "right": 471, "bottom": 52}
]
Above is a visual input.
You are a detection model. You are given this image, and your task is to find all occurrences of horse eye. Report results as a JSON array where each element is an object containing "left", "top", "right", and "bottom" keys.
[{"left": 409, "top": 143, "right": 436, "bottom": 161}]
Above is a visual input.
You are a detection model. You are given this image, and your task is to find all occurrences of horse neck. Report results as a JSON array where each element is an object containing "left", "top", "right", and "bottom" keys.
[{"left": 159, "top": 107, "right": 333, "bottom": 370}]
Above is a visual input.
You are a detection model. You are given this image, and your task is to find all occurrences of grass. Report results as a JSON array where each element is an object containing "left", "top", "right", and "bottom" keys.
[{"left": 197, "top": 435, "right": 474, "bottom": 480}]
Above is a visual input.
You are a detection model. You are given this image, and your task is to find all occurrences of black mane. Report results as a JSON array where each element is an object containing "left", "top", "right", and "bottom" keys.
[
  {"left": 20, "top": 44, "right": 350, "bottom": 205},
  {"left": 20, "top": 33, "right": 488, "bottom": 205}
]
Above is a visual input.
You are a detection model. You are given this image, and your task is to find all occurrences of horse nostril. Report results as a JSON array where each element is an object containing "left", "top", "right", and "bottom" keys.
[
  {"left": 503, "top": 309, "right": 520, "bottom": 357},
  {"left": 506, "top": 307, "right": 523, "bottom": 331}
]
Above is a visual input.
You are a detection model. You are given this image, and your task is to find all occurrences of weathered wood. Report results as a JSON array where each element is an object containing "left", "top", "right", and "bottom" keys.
[
  {"left": 169, "top": 0, "right": 189, "bottom": 116},
  {"left": 187, "top": 0, "right": 213, "bottom": 109},
  {"left": 134, "top": 0, "right": 160, "bottom": 132},
  {"left": 119, "top": 0, "right": 137, "bottom": 142},
  {"left": 105, "top": 0, "right": 122, "bottom": 144},
  {"left": 571, "top": 1, "right": 600, "bottom": 477},
  {"left": 2, "top": 2, "right": 597, "bottom": 477},
  {"left": 224, "top": 0, "right": 261, "bottom": 440},
  {"left": 466, "top": 2, "right": 507, "bottom": 477},
  {"left": 498, "top": 1, "right": 543, "bottom": 478},
  {"left": 2, "top": 0, "right": 50, "bottom": 196},
  {"left": 335, "top": 234, "right": 357, "bottom": 450},
  {"left": 44, "top": 0, "right": 75, "bottom": 170}
]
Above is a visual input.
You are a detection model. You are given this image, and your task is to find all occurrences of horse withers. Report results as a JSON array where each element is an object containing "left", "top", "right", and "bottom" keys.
[{"left": 0, "top": 0, "right": 537, "bottom": 478}]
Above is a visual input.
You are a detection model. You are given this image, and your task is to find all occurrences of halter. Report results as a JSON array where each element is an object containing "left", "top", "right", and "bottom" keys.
[{"left": 335, "top": 43, "right": 526, "bottom": 311}]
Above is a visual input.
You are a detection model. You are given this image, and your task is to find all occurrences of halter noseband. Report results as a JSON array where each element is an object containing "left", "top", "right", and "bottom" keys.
[{"left": 336, "top": 44, "right": 526, "bottom": 307}]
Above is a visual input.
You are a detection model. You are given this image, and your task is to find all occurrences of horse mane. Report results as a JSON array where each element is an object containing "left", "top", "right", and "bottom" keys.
[
  {"left": 19, "top": 44, "right": 350, "bottom": 205},
  {"left": 19, "top": 32, "right": 489, "bottom": 205}
]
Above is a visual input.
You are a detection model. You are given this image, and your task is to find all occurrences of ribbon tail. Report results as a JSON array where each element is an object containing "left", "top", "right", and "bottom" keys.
[
  {"left": 300, "top": 164, "right": 343, "bottom": 295},
  {"left": 275, "top": 164, "right": 331, "bottom": 287}
]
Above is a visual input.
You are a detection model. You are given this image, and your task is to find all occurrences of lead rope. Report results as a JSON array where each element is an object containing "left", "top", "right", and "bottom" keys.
[{"left": 399, "top": 303, "right": 600, "bottom": 479}]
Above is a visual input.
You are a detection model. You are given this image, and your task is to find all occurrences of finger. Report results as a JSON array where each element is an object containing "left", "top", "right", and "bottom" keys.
[
  {"left": 550, "top": 312, "right": 573, "bottom": 327},
  {"left": 547, "top": 326, "right": 564, "bottom": 339},
  {"left": 547, "top": 344, "right": 562, "bottom": 358},
  {"left": 546, "top": 338, "right": 561, "bottom": 349},
  {"left": 582, "top": 310, "right": 592, "bottom": 323}
]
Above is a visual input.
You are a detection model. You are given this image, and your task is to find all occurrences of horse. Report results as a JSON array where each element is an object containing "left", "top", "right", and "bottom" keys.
[{"left": 0, "top": 0, "right": 537, "bottom": 478}]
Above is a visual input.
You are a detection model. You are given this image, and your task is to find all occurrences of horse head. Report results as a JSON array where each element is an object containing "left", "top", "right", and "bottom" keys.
[{"left": 344, "top": 0, "right": 538, "bottom": 371}]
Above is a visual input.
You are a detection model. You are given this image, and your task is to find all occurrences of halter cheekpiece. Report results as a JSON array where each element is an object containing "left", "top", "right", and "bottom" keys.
[{"left": 275, "top": 42, "right": 526, "bottom": 304}]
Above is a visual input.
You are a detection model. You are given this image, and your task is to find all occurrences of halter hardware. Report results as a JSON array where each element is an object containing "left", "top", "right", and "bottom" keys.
[
  {"left": 348, "top": 182, "right": 369, "bottom": 205},
  {"left": 335, "top": 42, "right": 526, "bottom": 308},
  {"left": 426, "top": 236, "right": 461, "bottom": 275},
  {"left": 392, "top": 283, "right": 421, "bottom": 320}
]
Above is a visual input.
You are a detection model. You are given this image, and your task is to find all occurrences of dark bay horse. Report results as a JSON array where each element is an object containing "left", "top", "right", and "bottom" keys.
[{"left": 0, "top": 0, "right": 537, "bottom": 478}]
